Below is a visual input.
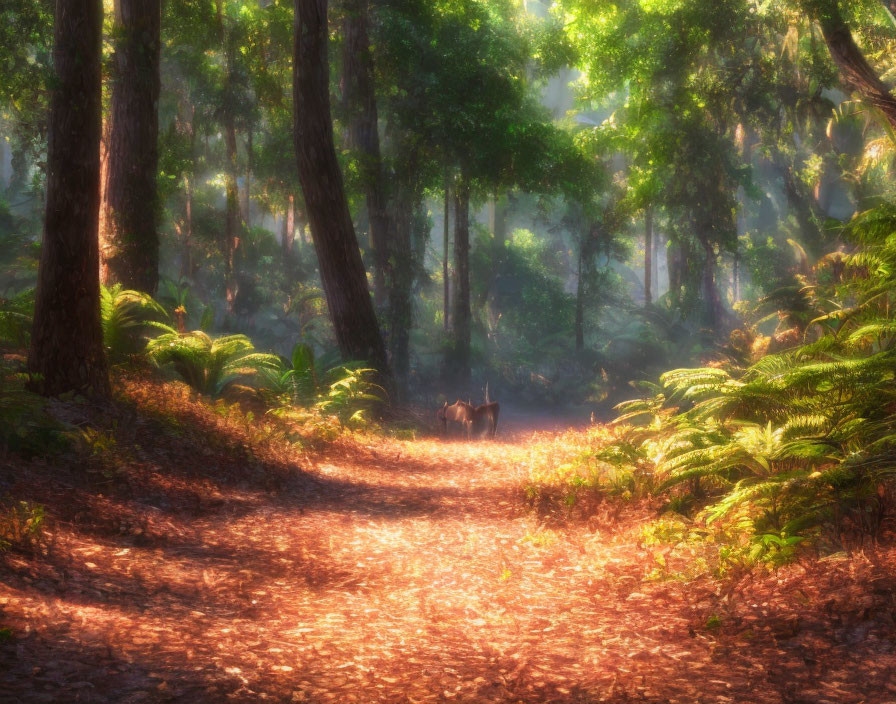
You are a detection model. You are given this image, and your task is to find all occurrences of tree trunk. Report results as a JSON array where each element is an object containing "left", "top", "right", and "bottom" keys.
[
  {"left": 223, "top": 117, "right": 240, "bottom": 310},
  {"left": 575, "top": 245, "right": 585, "bottom": 353},
  {"left": 99, "top": 0, "right": 161, "bottom": 294},
  {"left": 342, "top": 0, "right": 390, "bottom": 308},
  {"left": 443, "top": 174, "right": 451, "bottom": 332},
  {"left": 667, "top": 239, "right": 682, "bottom": 304},
  {"left": 699, "top": 236, "right": 726, "bottom": 330},
  {"left": 181, "top": 174, "right": 194, "bottom": 280},
  {"left": 389, "top": 193, "right": 415, "bottom": 392},
  {"left": 244, "top": 125, "right": 252, "bottom": 228},
  {"left": 644, "top": 206, "right": 653, "bottom": 306},
  {"left": 293, "top": 0, "right": 389, "bottom": 374},
  {"left": 810, "top": 0, "right": 896, "bottom": 131},
  {"left": 282, "top": 194, "right": 296, "bottom": 288},
  {"left": 451, "top": 178, "right": 471, "bottom": 387},
  {"left": 28, "top": 0, "right": 109, "bottom": 399}
]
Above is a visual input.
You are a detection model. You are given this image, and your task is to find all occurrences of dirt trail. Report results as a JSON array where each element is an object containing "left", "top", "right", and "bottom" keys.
[{"left": 1, "top": 415, "right": 895, "bottom": 703}]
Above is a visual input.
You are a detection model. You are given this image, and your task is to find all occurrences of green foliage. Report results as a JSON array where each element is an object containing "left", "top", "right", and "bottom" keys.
[
  {"left": 146, "top": 330, "right": 279, "bottom": 397},
  {"left": 597, "top": 207, "right": 896, "bottom": 558},
  {"left": 101, "top": 284, "right": 169, "bottom": 361},
  {"left": 0, "top": 288, "right": 34, "bottom": 349},
  {"left": 0, "top": 499, "right": 46, "bottom": 553},
  {"left": 0, "top": 357, "right": 66, "bottom": 456},
  {"left": 260, "top": 342, "right": 385, "bottom": 426}
]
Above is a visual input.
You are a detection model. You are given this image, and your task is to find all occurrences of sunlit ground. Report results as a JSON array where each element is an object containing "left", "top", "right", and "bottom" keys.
[{"left": 1, "top": 380, "right": 894, "bottom": 703}]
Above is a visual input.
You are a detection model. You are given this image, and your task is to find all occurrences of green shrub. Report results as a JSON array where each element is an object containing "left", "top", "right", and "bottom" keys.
[
  {"left": 101, "top": 284, "right": 169, "bottom": 360},
  {"left": 146, "top": 330, "right": 280, "bottom": 397},
  {"left": 0, "top": 288, "right": 35, "bottom": 349},
  {"left": 0, "top": 500, "right": 47, "bottom": 553}
]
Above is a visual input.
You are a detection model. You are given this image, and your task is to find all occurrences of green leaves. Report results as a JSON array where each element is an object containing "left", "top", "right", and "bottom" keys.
[
  {"left": 101, "top": 284, "right": 169, "bottom": 361},
  {"left": 146, "top": 330, "right": 279, "bottom": 398}
]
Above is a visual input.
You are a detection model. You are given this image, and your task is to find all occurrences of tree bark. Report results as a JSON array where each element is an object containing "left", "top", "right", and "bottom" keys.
[
  {"left": 99, "top": 0, "right": 161, "bottom": 294},
  {"left": 28, "top": 0, "right": 109, "bottom": 399},
  {"left": 388, "top": 192, "right": 415, "bottom": 392},
  {"left": 575, "top": 246, "right": 585, "bottom": 353},
  {"left": 450, "top": 178, "right": 471, "bottom": 387},
  {"left": 809, "top": 0, "right": 896, "bottom": 131},
  {"left": 282, "top": 194, "right": 296, "bottom": 288},
  {"left": 644, "top": 206, "right": 653, "bottom": 306},
  {"left": 293, "top": 0, "right": 389, "bottom": 374},
  {"left": 223, "top": 117, "right": 240, "bottom": 309},
  {"left": 443, "top": 174, "right": 451, "bottom": 332},
  {"left": 244, "top": 125, "right": 253, "bottom": 228},
  {"left": 342, "top": 0, "right": 390, "bottom": 308}
]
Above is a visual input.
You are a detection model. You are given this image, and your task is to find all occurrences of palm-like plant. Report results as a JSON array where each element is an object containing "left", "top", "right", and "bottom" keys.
[
  {"left": 146, "top": 330, "right": 280, "bottom": 397},
  {"left": 101, "top": 284, "right": 169, "bottom": 360}
]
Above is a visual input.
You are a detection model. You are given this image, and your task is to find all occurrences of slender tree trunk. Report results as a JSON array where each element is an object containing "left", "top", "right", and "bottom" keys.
[
  {"left": 668, "top": 239, "right": 682, "bottom": 304},
  {"left": 223, "top": 117, "right": 240, "bottom": 309},
  {"left": 808, "top": 0, "right": 896, "bottom": 131},
  {"left": 244, "top": 125, "right": 253, "bottom": 229},
  {"left": 216, "top": 0, "right": 240, "bottom": 310},
  {"left": 443, "top": 174, "right": 451, "bottom": 332},
  {"left": 342, "top": 0, "right": 389, "bottom": 308},
  {"left": 282, "top": 194, "right": 296, "bottom": 289},
  {"left": 644, "top": 206, "right": 653, "bottom": 306},
  {"left": 575, "top": 246, "right": 585, "bottom": 353},
  {"left": 181, "top": 174, "right": 194, "bottom": 279},
  {"left": 99, "top": 0, "right": 161, "bottom": 294},
  {"left": 389, "top": 192, "right": 415, "bottom": 392},
  {"left": 699, "top": 236, "right": 726, "bottom": 330},
  {"left": 293, "top": 0, "right": 389, "bottom": 374},
  {"left": 451, "top": 178, "right": 471, "bottom": 387},
  {"left": 28, "top": 0, "right": 109, "bottom": 398}
]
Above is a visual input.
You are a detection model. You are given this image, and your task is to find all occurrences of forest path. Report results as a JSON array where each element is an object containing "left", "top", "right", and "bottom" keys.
[{"left": 1, "top": 422, "right": 893, "bottom": 703}]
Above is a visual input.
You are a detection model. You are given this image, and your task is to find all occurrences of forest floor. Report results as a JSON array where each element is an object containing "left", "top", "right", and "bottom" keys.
[{"left": 1, "top": 375, "right": 895, "bottom": 703}]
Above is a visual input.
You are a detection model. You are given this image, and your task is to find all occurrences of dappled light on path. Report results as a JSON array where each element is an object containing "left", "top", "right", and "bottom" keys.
[{"left": 1, "top": 393, "right": 894, "bottom": 703}]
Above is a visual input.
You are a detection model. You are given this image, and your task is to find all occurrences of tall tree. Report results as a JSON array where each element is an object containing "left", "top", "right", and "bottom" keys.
[
  {"left": 293, "top": 0, "right": 389, "bottom": 374},
  {"left": 450, "top": 178, "right": 471, "bottom": 387},
  {"left": 806, "top": 0, "right": 896, "bottom": 131},
  {"left": 99, "top": 0, "right": 161, "bottom": 294},
  {"left": 644, "top": 206, "right": 653, "bottom": 306},
  {"left": 28, "top": 0, "right": 109, "bottom": 398},
  {"left": 342, "top": 0, "right": 390, "bottom": 308}
]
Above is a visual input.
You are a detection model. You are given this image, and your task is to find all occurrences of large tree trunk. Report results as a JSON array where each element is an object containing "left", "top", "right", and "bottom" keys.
[
  {"left": 28, "top": 0, "right": 109, "bottom": 399},
  {"left": 293, "top": 0, "right": 389, "bottom": 374},
  {"left": 450, "top": 178, "right": 471, "bottom": 387},
  {"left": 644, "top": 206, "right": 653, "bottom": 306},
  {"left": 342, "top": 0, "right": 390, "bottom": 308},
  {"left": 809, "top": 0, "right": 896, "bottom": 131},
  {"left": 99, "top": 0, "right": 161, "bottom": 294}
]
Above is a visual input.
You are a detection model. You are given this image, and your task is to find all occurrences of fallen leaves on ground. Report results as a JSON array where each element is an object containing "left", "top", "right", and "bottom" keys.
[{"left": 0, "top": 375, "right": 894, "bottom": 703}]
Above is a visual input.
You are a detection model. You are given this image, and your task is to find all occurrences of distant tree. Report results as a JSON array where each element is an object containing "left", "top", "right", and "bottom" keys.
[
  {"left": 293, "top": 0, "right": 389, "bottom": 375},
  {"left": 100, "top": 0, "right": 162, "bottom": 294},
  {"left": 28, "top": 0, "right": 109, "bottom": 398}
]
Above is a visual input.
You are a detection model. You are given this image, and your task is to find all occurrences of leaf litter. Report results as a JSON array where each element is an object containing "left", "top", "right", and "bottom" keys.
[{"left": 0, "top": 374, "right": 894, "bottom": 703}]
